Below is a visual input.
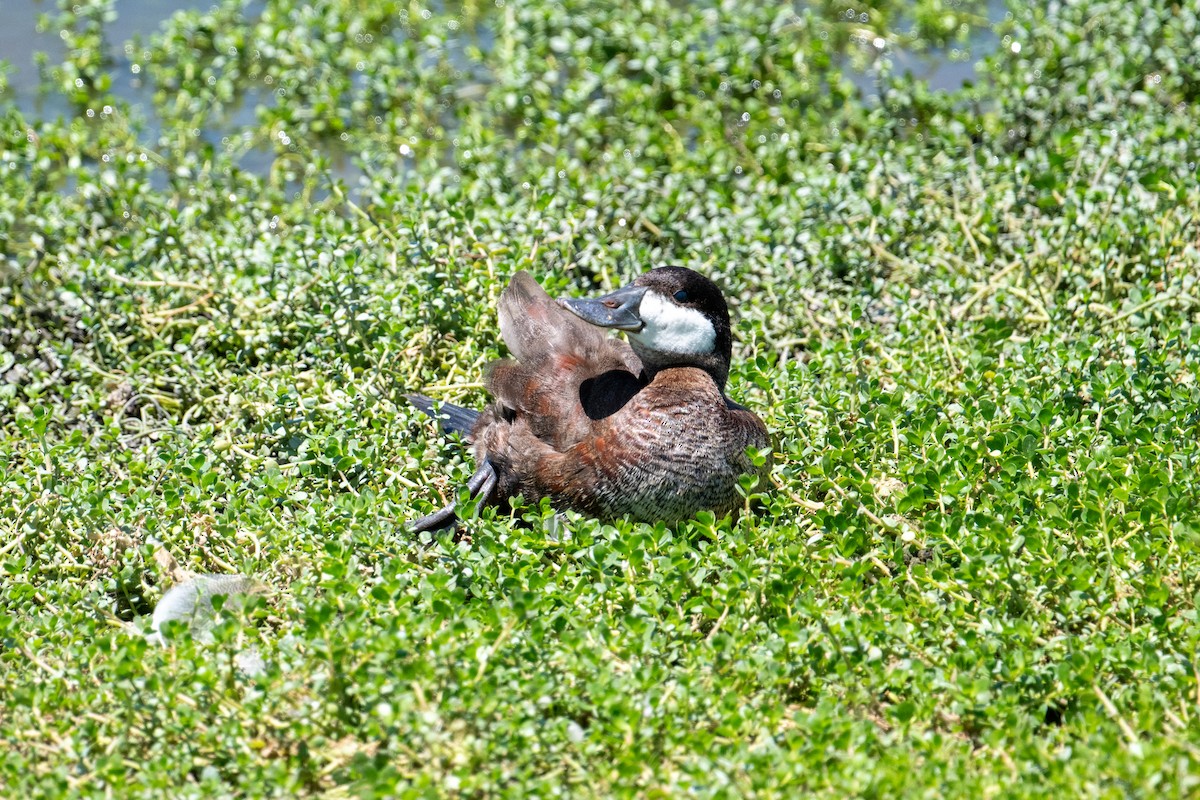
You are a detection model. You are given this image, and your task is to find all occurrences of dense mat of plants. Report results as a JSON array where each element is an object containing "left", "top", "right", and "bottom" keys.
[{"left": 2, "top": 0, "right": 1199, "bottom": 795}]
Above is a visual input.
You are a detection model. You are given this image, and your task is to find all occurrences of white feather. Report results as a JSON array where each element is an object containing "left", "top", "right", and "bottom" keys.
[
  {"left": 628, "top": 292, "right": 716, "bottom": 355},
  {"left": 151, "top": 573, "right": 259, "bottom": 644}
]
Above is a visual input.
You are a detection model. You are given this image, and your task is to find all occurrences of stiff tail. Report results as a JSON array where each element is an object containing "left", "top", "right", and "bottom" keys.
[
  {"left": 408, "top": 459, "right": 498, "bottom": 533},
  {"left": 406, "top": 393, "right": 480, "bottom": 437}
]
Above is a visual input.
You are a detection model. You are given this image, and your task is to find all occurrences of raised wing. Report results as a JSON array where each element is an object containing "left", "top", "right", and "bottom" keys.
[{"left": 487, "top": 272, "right": 644, "bottom": 450}]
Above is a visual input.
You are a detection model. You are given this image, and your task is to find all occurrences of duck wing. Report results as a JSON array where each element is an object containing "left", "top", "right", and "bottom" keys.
[
  {"left": 408, "top": 273, "right": 640, "bottom": 532},
  {"left": 486, "top": 272, "right": 644, "bottom": 450},
  {"left": 498, "top": 272, "right": 610, "bottom": 363}
]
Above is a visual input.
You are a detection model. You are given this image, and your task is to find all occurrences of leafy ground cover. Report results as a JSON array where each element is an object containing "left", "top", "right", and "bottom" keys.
[{"left": 2, "top": 0, "right": 1199, "bottom": 796}]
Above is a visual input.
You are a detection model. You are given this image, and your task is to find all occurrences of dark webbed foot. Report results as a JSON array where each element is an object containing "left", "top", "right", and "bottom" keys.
[{"left": 408, "top": 458, "right": 498, "bottom": 533}]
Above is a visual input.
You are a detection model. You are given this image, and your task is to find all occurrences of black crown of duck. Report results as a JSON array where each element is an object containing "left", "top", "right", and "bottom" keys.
[{"left": 409, "top": 266, "right": 770, "bottom": 531}]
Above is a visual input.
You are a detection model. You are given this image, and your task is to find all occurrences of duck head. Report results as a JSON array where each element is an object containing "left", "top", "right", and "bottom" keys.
[{"left": 559, "top": 266, "right": 734, "bottom": 389}]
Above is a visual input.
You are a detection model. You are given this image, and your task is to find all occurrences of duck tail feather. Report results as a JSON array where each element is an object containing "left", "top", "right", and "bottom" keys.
[{"left": 406, "top": 393, "right": 480, "bottom": 437}]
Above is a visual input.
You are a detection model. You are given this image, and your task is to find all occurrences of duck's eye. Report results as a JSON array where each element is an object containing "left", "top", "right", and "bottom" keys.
[{"left": 673, "top": 290, "right": 689, "bottom": 302}]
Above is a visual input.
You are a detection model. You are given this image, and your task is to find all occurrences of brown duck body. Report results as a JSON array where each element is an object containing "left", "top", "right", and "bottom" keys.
[{"left": 466, "top": 270, "right": 769, "bottom": 523}]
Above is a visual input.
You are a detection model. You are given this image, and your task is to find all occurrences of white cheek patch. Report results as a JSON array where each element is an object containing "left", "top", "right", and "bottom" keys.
[{"left": 628, "top": 292, "right": 716, "bottom": 355}]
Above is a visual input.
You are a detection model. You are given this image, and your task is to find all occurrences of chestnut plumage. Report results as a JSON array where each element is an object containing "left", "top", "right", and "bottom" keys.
[{"left": 409, "top": 267, "right": 769, "bottom": 531}]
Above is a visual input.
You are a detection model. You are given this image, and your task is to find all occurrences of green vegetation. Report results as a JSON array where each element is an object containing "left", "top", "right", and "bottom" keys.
[{"left": 3, "top": 0, "right": 1199, "bottom": 795}]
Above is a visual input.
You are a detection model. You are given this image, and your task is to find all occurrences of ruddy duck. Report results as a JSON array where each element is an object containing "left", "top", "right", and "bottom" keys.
[{"left": 409, "top": 267, "right": 769, "bottom": 531}]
